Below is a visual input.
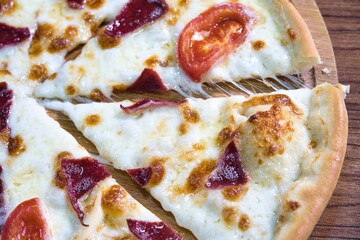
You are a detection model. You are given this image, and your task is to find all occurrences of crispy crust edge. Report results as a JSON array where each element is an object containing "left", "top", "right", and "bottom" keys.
[
  {"left": 274, "top": 0, "right": 321, "bottom": 71},
  {"left": 274, "top": 83, "right": 348, "bottom": 239}
]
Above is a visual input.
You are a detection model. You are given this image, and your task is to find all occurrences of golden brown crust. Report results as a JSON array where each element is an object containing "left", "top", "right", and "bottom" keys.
[
  {"left": 274, "top": 0, "right": 321, "bottom": 71},
  {"left": 274, "top": 83, "right": 348, "bottom": 239}
]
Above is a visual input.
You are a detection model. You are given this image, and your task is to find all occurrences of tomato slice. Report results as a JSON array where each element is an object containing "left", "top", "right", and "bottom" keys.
[
  {"left": 177, "top": 3, "right": 257, "bottom": 82},
  {"left": 1, "top": 198, "right": 51, "bottom": 240}
]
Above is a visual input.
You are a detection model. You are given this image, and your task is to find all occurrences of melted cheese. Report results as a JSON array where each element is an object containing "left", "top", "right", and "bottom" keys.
[
  {"left": 44, "top": 87, "right": 315, "bottom": 239},
  {"left": 0, "top": 0, "right": 127, "bottom": 84},
  {"left": 0, "top": 80, "right": 161, "bottom": 239},
  {"left": 35, "top": 0, "right": 316, "bottom": 99}
]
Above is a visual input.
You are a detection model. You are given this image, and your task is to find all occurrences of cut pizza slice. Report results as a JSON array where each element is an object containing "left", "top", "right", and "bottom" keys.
[
  {"left": 0, "top": 75, "right": 182, "bottom": 239},
  {"left": 0, "top": 0, "right": 128, "bottom": 84},
  {"left": 45, "top": 83, "right": 348, "bottom": 239},
  {"left": 35, "top": 0, "right": 320, "bottom": 100}
]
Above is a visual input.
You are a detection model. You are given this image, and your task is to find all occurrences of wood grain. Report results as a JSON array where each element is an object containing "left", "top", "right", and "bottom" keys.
[{"left": 49, "top": 0, "right": 359, "bottom": 239}]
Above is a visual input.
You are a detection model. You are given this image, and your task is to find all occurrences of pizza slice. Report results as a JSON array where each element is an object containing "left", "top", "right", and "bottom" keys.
[
  {"left": 44, "top": 83, "right": 348, "bottom": 239},
  {"left": 0, "top": 0, "right": 128, "bottom": 84},
  {"left": 35, "top": 0, "right": 320, "bottom": 100},
  {"left": 0, "top": 75, "right": 181, "bottom": 239}
]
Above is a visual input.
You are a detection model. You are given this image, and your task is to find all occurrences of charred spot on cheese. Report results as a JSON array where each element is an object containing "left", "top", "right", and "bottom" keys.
[
  {"left": 126, "top": 68, "right": 168, "bottom": 93},
  {"left": 205, "top": 141, "right": 248, "bottom": 189},
  {"left": 54, "top": 152, "right": 73, "bottom": 189},
  {"left": 285, "top": 200, "right": 300, "bottom": 212},
  {"left": 183, "top": 159, "right": 216, "bottom": 194},
  {"left": 64, "top": 26, "right": 78, "bottom": 40},
  {"left": 89, "top": 88, "right": 110, "bottom": 102},
  {"left": 238, "top": 214, "right": 251, "bottom": 231},
  {"left": 97, "top": 28, "right": 121, "bottom": 49},
  {"left": 0, "top": 0, "right": 15, "bottom": 15},
  {"left": 47, "top": 73, "right": 57, "bottom": 80},
  {"left": 47, "top": 37, "right": 69, "bottom": 53},
  {"left": 0, "top": 82, "right": 12, "bottom": 144},
  {"left": 222, "top": 185, "right": 249, "bottom": 201},
  {"left": 178, "top": 122, "right": 189, "bottom": 135},
  {"left": 86, "top": 0, "right": 105, "bottom": 9},
  {"left": 180, "top": 104, "right": 200, "bottom": 124},
  {"left": 102, "top": 185, "right": 128, "bottom": 228},
  {"left": 84, "top": 114, "right": 101, "bottom": 126},
  {"left": 178, "top": 0, "right": 189, "bottom": 7},
  {"left": 244, "top": 94, "right": 302, "bottom": 157},
  {"left": 65, "top": 85, "right": 77, "bottom": 96},
  {"left": 148, "top": 159, "right": 165, "bottom": 186},
  {"left": 217, "top": 127, "right": 233, "bottom": 146},
  {"left": 222, "top": 207, "right": 238, "bottom": 227},
  {"left": 252, "top": 40, "right": 265, "bottom": 50},
  {"left": 309, "top": 140, "right": 318, "bottom": 150},
  {"left": 166, "top": 7, "right": 180, "bottom": 25},
  {"left": 28, "top": 64, "right": 48, "bottom": 82},
  {"left": 29, "top": 23, "right": 55, "bottom": 56},
  {"left": 144, "top": 55, "right": 159, "bottom": 68},
  {"left": 82, "top": 12, "right": 99, "bottom": 34},
  {"left": 8, "top": 135, "right": 26, "bottom": 156},
  {"left": 287, "top": 28, "right": 297, "bottom": 41},
  {"left": 61, "top": 157, "right": 110, "bottom": 226}
]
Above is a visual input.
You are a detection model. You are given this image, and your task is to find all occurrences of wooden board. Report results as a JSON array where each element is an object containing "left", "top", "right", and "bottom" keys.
[{"left": 47, "top": 0, "right": 340, "bottom": 239}]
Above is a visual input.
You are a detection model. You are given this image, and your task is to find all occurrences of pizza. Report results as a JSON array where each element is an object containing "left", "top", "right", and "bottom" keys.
[
  {"left": 1, "top": 0, "right": 319, "bottom": 99},
  {"left": 44, "top": 83, "right": 348, "bottom": 239},
  {"left": 0, "top": 77, "right": 182, "bottom": 239}
]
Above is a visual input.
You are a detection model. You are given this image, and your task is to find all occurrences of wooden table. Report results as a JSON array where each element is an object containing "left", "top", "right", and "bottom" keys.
[{"left": 310, "top": 0, "right": 360, "bottom": 239}]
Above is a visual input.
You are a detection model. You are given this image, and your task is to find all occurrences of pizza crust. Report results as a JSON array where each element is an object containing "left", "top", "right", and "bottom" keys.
[
  {"left": 275, "top": 0, "right": 321, "bottom": 72},
  {"left": 274, "top": 83, "right": 348, "bottom": 239}
]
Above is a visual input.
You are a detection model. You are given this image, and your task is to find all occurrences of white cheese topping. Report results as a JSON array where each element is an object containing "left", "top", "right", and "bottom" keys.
[
  {"left": 44, "top": 87, "right": 314, "bottom": 239},
  {"left": 35, "top": 0, "right": 311, "bottom": 99}
]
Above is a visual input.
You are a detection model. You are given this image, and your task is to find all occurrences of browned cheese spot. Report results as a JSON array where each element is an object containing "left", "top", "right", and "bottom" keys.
[
  {"left": 179, "top": 143, "right": 205, "bottom": 162},
  {"left": 243, "top": 94, "right": 303, "bottom": 157},
  {"left": 178, "top": 0, "right": 189, "bottom": 7},
  {"left": 47, "top": 37, "right": 69, "bottom": 53},
  {"left": 86, "top": 0, "right": 105, "bottom": 9},
  {"left": 97, "top": 28, "right": 121, "bottom": 50},
  {"left": 285, "top": 200, "right": 300, "bottom": 212},
  {"left": 182, "top": 159, "right": 216, "bottom": 194},
  {"left": 82, "top": 12, "right": 99, "bottom": 34},
  {"left": 0, "top": 127, "right": 10, "bottom": 145},
  {"left": 89, "top": 88, "right": 110, "bottom": 102},
  {"left": 84, "top": 114, "right": 101, "bottom": 126},
  {"left": 0, "top": 0, "right": 16, "bottom": 15},
  {"left": 47, "top": 73, "right": 57, "bottom": 80},
  {"left": 54, "top": 151, "right": 73, "bottom": 189},
  {"left": 278, "top": 214, "right": 286, "bottom": 223},
  {"left": 287, "top": 28, "right": 297, "bottom": 41},
  {"left": 178, "top": 122, "right": 188, "bottom": 135},
  {"left": 238, "top": 214, "right": 251, "bottom": 231},
  {"left": 64, "top": 26, "right": 78, "bottom": 40},
  {"left": 258, "top": 159, "right": 263, "bottom": 165},
  {"left": 222, "top": 207, "right": 238, "bottom": 227},
  {"left": 308, "top": 140, "right": 318, "bottom": 150},
  {"left": 180, "top": 104, "right": 200, "bottom": 124},
  {"left": 102, "top": 185, "right": 128, "bottom": 228},
  {"left": 159, "top": 55, "right": 174, "bottom": 67},
  {"left": 112, "top": 84, "right": 127, "bottom": 93},
  {"left": 166, "top": 7, "right": 180, "bottom": 25},
  {"left": 222, "top": 185, "right": 249, "bottom": 201},
  {"left": 29, "top": 23, "right": 55, "bottom": 56},
  {"left": 148, "top": 158, "right": 166, "bottom": 187},
  {"left": 8, "top": 135, "right": 26, "bottom": 156},
  {"left": 217, "top": 127, "right": 233, "bottom": 146},
  {"left": 65, "top": 85, "right": 77, "bottom": 95},
  {"left": 144, "top": 55, "right": 159, "bottom": 68},
  {"left": 28, "top": 64, "right": 48, "bottom": 82},
  {"left": 252, "top": 40, "right": 266, "bottom": 50},
  {"left": 0, "top": 69, "right": 10, "bottom": 76}
]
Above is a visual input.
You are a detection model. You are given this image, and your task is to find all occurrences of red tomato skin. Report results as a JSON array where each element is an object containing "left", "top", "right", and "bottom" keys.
[
  {"left": 178, "top": 3, "right": 257, "bottom": 82},
  {"left": 1, "top": 198, "right": 51, "bottom": 240}
]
